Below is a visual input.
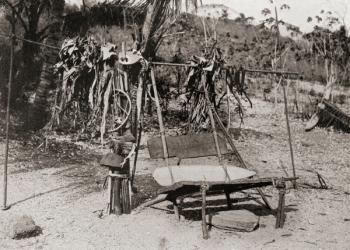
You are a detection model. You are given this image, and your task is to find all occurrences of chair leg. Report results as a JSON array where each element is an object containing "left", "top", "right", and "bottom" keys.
[
  {"left": 225, "top": 190, "right": 232, "bottom": 209},
  {"left": 173, "top": 198, "right": 180, "bottom": 221},
  {"left": 275, "top": 187, "right": 286, "bottom": 228},
  {"left": 201, "top": 184, "right": 209, "bottom": 239}
]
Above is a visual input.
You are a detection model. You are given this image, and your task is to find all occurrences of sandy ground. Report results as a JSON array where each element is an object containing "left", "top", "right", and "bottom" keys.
[{"left": 0, "top": 97, "right": 350, "bottom": 250}]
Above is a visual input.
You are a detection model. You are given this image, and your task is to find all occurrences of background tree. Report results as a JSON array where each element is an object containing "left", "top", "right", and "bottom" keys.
[
  {"left": 305, "top": 11, "right": 350, "bottom": 100},
  {"left": 261, "top": 0, "right": 301, "bottom": 69},
  {"left": 261, "top": 0, "right": 301, "bottom": 107},
  {"left": 1, "top": 0, "right": 51, "bottom": 59},
  {"left": 1, "top": 0, "right": 52, "bottom": 100},
  {"left": 31, "top": 0, "right": 65, "bottom": 129}
]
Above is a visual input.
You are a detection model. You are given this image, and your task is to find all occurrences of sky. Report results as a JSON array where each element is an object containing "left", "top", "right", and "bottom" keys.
[
  {"left": 204, "top": 0, "right": 350, "bottom": 32},
  {"left": 66, "top": 0, "right": 350, "bottom": 33}
]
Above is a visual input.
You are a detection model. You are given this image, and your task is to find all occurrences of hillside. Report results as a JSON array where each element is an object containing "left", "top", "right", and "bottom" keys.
[
  {"left": 158, "top": 14, "right": 309, "bottom": 77},
  {"left": 84, "top": 12, "right": 328, "bottom": 85},
  {"left": 194, "top": 4, "right": 240, "bottom": 20}
]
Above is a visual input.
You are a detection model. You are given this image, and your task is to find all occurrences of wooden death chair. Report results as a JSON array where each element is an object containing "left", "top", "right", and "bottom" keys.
[
  {"left": 140, "top": 67, "right": 296, "bottom": 239},
  {"left": 146, "top": 133, "right": 293, "bottom": 239}
]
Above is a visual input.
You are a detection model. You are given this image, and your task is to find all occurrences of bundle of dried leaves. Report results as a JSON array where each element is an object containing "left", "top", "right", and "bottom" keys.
[{"left": 49, "top": 36, "right": 130, "bottom": 143}]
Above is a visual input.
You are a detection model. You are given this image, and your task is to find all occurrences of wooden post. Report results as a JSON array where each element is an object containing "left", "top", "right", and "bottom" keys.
[
  {"left": 123, "top": 7, "right": 127, "bottom": 32},
  {"left": 282, "top": 82, "right": 297, "bottom": 189},
  {"left": 2, "top": 15, "right": 15, "bottom": 211},
  {"left": 275, "top": 180, "right": 286, "bottom": 228},
  {"left": 122, "top": 178, "right": 130, "bottom": 214},
  {"left": 107, "top": 170, "right": 113, "bottom": 214},
  {"left": 106, "top": 148, "right": 132, "bottom": 215},
  {"left": 225, "top": 190, "right": 232, "bottom": 209},
  {"left": 172, "top": 198, "right": 180, "bottom": 221},
  {"left": 131, "top": 76, "right": 146, "bottom": 187},
  {"left": 113, "top": 176, "right": 122, "bottom": 215},
  {"left": 150, "top": 68, "right": 174, "bottom": 184},
  {"left": 226, "top": 84, "right": 231, "bottom": 131},
  {"left": 107, "top": 172, "right": 127, "bottom": 215},
  {"left": 121, "top": 158, "right": 131, "bottom": 214},
  {"left": 201, "top": 184, "right": 209, "bottom": 239}
]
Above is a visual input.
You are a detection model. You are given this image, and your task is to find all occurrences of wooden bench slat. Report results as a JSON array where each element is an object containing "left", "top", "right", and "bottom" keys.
[
  {"left": 153, "top": 165, "right": 256, "bottom": 186},
  {"left": 157, "top": 177, "right": 276, "bottom": 195}
]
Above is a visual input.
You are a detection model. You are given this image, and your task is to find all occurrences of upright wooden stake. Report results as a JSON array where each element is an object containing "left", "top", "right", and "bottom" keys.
[
  {"left": 2, "top": 16, "right": 15, "bottom": 211},
  {"left": 122, "top": 178, "right": 131, "bottom": 214},
  {"left": 107, "top": 170, "right": 113, "bottom": 214},
  {"left": 201, "top": 73, "right": 230, "bottom": 182},
  {"left": 131, "top": 76, "right": 146, "bottom": 187},
  {"left": 150, "top": 68, "right": 174, "bottom": 184},
  {"left": 113, "top": 176, "right": 122, "bottom": 215},
  {"left": 275, "top": 179, "right": 286, "bottom": 228},
  {"left": 226, "top": 84, "right": 231, "bottom": 131},
  {"left": 123, "top": 7, "right": 127, "bottom": 32},
  {"left": 201, "top": 183, "right": 209, "bottom": 239},
  {"left": 282, "top": 83, "right": 297, "bottom": 188}
]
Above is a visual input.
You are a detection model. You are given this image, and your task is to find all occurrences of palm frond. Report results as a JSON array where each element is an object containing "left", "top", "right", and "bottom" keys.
[{"left": 138, "top": 0, "right": 201, "bottom": 58}]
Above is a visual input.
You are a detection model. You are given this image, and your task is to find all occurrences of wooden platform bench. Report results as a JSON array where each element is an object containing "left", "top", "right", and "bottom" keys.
[{"left": 142, "top": 133, "right": 297, "bottom": 239}]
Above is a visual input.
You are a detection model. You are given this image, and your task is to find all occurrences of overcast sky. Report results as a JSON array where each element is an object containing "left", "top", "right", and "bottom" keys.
[
  {"left": 206, "top": 0, "right": 349, "bottom": 32},
  {"left": 66, "top": 0, "right": 350, "bottom": 32}
]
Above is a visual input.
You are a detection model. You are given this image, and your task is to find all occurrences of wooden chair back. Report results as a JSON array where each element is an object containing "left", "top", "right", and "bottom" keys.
[{"left": 147, "top": 133, "right": 229, "bottom": 160}]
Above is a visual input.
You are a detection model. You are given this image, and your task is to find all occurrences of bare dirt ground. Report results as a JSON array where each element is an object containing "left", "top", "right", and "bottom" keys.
[{"left": 0, "top": 97, "right": 350, "bottom": 250}]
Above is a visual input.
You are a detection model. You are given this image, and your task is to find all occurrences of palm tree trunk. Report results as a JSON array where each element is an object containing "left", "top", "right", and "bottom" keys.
[{"left": 31, "top": 0, "right": 65, "bottom": 130}]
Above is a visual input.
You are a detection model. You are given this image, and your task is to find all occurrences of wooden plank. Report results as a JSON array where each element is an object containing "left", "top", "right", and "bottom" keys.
[
  {"left": 157, "top": 177, "right": 297, "bottom": 195},
  {"left": 153, "top": 165, "right": 256, "bottom": 186},
  {"left": 147, "top": 133, "right": 229, "bottom": 159},
  {"left": 158, "top": 178, "right": 274, "bottom": 195}
]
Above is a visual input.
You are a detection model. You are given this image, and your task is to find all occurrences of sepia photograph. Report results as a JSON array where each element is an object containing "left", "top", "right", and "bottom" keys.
[{"left": 0, "top": 0, "right": 349, "bottom": 249}]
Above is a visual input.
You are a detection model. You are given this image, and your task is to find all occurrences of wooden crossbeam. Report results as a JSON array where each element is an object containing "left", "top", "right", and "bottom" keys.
[
  {"left": 245, "top": 68, "right": 299, "bottom": 76},
  {"left": 150, "top": 61, "right": 300, "bottom": 77}
]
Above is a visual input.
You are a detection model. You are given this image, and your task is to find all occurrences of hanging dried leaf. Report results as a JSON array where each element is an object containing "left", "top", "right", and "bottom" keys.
[{"left": 50, "top": 36, "right": 130, "bottom": 143}]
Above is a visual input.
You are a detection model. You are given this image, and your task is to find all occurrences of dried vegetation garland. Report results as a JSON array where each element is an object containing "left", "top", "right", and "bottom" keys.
[
  {"left": 49, "top": 36, "right": 131, "bottom": 143},
  {"left": 181, "top": 46, "right": 252, "bottom": 131}
]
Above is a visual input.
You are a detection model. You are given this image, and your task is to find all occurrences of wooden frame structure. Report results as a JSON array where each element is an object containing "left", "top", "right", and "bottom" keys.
[
  {"left": 140, "top": 65, "right": 297, "bottom": 239},
  {"left": 101, "top": 44, "right": 300, "bottom": 238}
]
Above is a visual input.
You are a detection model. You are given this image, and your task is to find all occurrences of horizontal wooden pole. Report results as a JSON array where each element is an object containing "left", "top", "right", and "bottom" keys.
[
  {"left": 151, "top": 62, "right": 193, "bottom": 67},
  {"left": 151, "top": 62, "right": 300, "bottom": 76},
  {"left": 245, "top": 68, "right": 299, "bottom": 75}
]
